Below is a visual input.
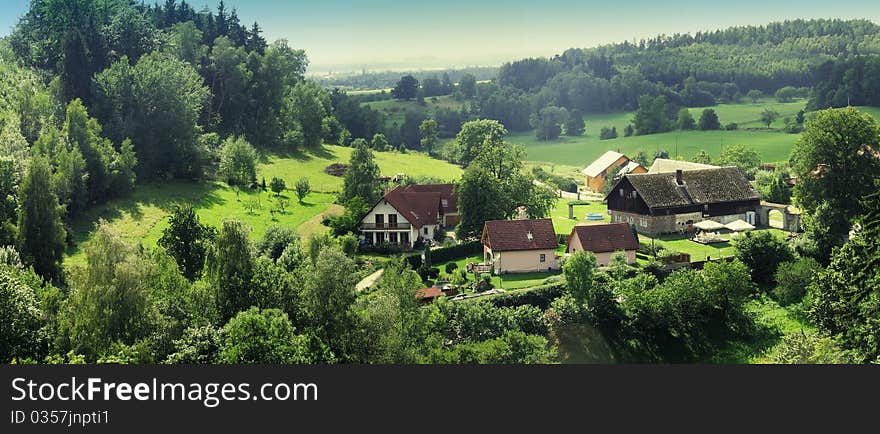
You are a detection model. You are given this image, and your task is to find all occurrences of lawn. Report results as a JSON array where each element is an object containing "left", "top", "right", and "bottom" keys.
[
  {"left": 432, "top": 254, "right": 560, "bottom": 291},
  {"left": 549, "top": 198, "right": 610, "bottom": 236},
  {"left": 707, "top": 295, "right": 814, "bottom": 364},
  {"left": 65, "top": 145, "right": 462, "bottom": 267},
  {"left": 639, "top": 228, "right": 790, "bottom": 261}
]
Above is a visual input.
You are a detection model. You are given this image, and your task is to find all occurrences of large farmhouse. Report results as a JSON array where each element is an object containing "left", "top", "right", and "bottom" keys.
[
  {"left": 582, "top": 150, "right": 647, "bottom": 193},
  {"left": 481, "top": 218, "right": 560, "bottom": 274},
  {"left": 358, "top": 184, "right": 458, "bottom": 248},
  {"left": 606, "top": 167, "right": 761, "bottom": 236}
]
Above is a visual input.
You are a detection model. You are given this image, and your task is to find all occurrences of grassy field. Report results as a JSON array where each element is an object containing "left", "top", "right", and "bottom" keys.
[
  {"left": 65, "top": 145, "right": 463, "bottom": 267},
  {"left": 708, "top": 295, "right": 813, "bottom": 363},
  {"left": 363, "top": 95, "right": 465, "bottom": 129},
  {"left": 512, "top": 99, "right": 813, "bottom": 167}
]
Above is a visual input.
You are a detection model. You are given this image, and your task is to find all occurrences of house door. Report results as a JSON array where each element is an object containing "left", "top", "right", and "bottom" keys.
[
  {"left": 364, "top": 232, "right": 374, "bottom": 245},
  {"left": 401, "top": 232, "right": 410, "bottom": 246},
  {"left": 375, "top": 214, "right": 384, "bottom": 228}
]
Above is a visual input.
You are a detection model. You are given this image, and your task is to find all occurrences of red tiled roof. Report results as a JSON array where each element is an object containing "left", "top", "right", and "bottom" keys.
[
  {"left": 481, "top": 218, "right": 557, "bottom": 251},
  {"left": 415, "top": 287, "right": 444, "bottom": 299},
  {"left": 403, "top": 184, "right": 457, "bottom": 214},
  {"left": 568, "top": 223, "right": 639, "bottom": 253},
  {"left": 382, "top": 186, "right": 442, "bottom": 229}
]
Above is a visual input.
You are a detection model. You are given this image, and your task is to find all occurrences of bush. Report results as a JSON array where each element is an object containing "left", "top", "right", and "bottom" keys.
[
  {"left": 445, "top": 262, "right": 459, "bottom": 274},
  {"left": 599, "top": 126, "right": 618, "bottom": 140},
  {"left": 733, "top": 231, "right": 794, "bottom": 284},
  {"left": 772, "top": 257, "right": 819, "bottom": 305},
  {"left": 725, "top": 122, "right": 738, "bottom": 130},
  {"left": 489, "top": 282, "right": 565, "bottom": 309},
  {"left": 430, "top": 241, "right": 483, "bottom": 263}
]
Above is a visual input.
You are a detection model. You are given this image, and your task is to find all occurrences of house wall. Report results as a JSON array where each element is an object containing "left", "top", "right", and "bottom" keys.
[
  {"left": 360, "top": 201, "right": 435, "bottom": 247},
  {"left": 594, "top": 250, "right": 636, "bottom": 266},
  {"left": 566, "top": 233, "right": 636, "bottom": 265},
  {"left": 488, "top": 248, "right": 560, "bottom": 274}
]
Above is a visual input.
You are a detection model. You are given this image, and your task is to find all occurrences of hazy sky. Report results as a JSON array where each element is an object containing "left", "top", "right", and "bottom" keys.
[{"left": 1, "top": 0, "right": 879, "bottom": 70}]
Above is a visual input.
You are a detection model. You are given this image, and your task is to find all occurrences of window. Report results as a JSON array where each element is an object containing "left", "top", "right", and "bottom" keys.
[
  {"left": 375, "top": 214, "right": 384, "bottom": 228},
  {"left": 388, "top": 214, "right": 398, "bottom": 228},
  {"left": 540, "top": 254, "right": 546, "bottom": 263},
  {"left": 389, "top": 232, "right": 398, "bottom": 244},
  {"left": 631, "top": 191, "right": 637, "bottom": 199},
  {"left": 424, "top": 227, "right": 429, "bottom": 235},
  {"left": 640, "top": 218, "right": 648, "bottom": 228},
  {"left": 619, "top": 189, "right": 624, "bottom": 197},
  {"left": 401, "top": 232, "right": 409, "bottom": 245}
]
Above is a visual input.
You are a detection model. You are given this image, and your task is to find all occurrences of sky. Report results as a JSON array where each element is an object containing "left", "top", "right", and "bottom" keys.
[{"left": 1, "top": 0, "right": 879, "bottom": 72}]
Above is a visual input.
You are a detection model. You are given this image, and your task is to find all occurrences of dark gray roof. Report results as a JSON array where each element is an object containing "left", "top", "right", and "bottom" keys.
[{"left": 614, "top": 167, "right": 760, "bottom": 209}]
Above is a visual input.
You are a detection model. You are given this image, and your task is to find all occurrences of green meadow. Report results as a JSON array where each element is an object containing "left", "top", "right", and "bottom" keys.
[
  {"left": 512, "top": 99, "right": 811, "bottom": 166},
  {"left": 64, "top": 145, "right": 463, "bottom": 267}
]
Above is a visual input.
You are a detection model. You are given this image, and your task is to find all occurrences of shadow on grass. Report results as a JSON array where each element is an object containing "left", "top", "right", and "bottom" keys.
[
  {"left": 268, "top": 145, "right": 338, "bottom": 162},
  {"left": 65, "top": 180, "right": 216, "bottom": 257}
]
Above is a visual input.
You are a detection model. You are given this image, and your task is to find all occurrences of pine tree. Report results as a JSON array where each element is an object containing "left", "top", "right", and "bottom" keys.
[
  {"left": 341, "top": 140, "right": 381, "bottom": 205},
  {"left": 17, "top": 157, "right": 66, "bottom": 283}
]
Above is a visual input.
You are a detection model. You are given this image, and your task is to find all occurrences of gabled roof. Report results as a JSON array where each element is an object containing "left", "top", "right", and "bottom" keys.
[
  {"left": 569, "top": 223, "right": 639, "bottom": 253},
  {"left": 481, "top": 218, "right": 557, "bottom": 251},
  {"left": 619, "top": 160, "right": 645, "bottom": 175},
  {"left": 648, "top": 158, "right": 718, "bottom": 173},
  {"left": 381, "top": 186, "right": 442, "bottom": 229},
  {"left": 402, "top": 184, "right": 457, "bottom": 214},
  {"left": 607, "top": 167, "right": 761, "bottom": 210},
  {"left": 415, "top": 287, "right": 445, "bottom": 300},
  {"left": 582, "top": 151, "right": 625, "bottom": 177}
]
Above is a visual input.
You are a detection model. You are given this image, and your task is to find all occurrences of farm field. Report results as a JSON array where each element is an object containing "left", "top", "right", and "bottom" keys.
[
  {"left": 65, "top": 145, "right": 463, "bottom": 267},
  {"left": 363, "top": 94, "right": 465, "bottom": 129},
  {"left": 512, "top": 99, "right": 812, "bottom": 166}
]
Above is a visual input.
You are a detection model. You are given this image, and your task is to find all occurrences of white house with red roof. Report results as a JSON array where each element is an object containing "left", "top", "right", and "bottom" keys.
[{"left": 358, "top": 184, "right": 458, "bottom": 248}]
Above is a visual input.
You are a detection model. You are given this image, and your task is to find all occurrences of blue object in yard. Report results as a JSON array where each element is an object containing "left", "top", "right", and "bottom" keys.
[{"left": 586, "top": 213, "right": 603, "bottom": 221}]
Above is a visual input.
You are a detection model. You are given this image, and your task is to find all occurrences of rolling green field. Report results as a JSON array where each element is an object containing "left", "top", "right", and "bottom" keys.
[
  {"left": 513, "top": 99, "right": 812, "bottom": 167},
  {"left": 65, "top": 145, "right": 463, "bottom": 267},
  {"left": 363, "top": 95, "right": 465, "bottom": 129}
]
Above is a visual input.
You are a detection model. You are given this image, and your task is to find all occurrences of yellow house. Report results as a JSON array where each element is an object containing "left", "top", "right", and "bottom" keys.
[
  {"left": 481, "top": 218, "right": 560, "bottom": 274},
  {"left": 582, "top": 150, "right": 647, "bottom": 193}
]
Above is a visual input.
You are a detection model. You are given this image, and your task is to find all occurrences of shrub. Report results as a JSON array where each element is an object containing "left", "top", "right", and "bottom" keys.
[
  {"left": 489, "top": 282, "right": 565, "bottom": 309},
  {"left": 269, "top": 177, "right": 286, "bottom": 196},
  {"left": 772, "top": 257, "right": 819, "bottom": 305},
  {"left": 725, "top": 122, "right": 738, "bottom": 130},
  {"left": 445, "top": 262, "right": 459, "bottom": 274},
  {"left": 599, "top": 126, "right": 618, "bottom": 140},
  {"left": 733, "top": 231, "right": 794, "bottom": 284}
]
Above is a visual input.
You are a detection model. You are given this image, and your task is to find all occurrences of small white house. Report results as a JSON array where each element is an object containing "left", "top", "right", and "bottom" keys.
[{"left": 358, "top": 184, "right": 458, "bottom": 249}]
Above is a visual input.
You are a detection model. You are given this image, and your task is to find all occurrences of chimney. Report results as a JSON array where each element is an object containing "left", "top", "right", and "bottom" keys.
[{"left": 675, "top": 169, "right": 683, "bottom": 186}]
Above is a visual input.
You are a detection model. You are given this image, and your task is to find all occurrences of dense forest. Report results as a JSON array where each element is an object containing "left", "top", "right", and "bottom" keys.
[{"left": 361, "top": 19, "right": 880, "bottom": 149}]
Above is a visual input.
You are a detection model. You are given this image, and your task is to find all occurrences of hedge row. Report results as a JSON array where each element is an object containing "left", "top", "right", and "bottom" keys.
[
  {"left": 488, "top": 282, "right": 566, "bottom": 310},
  {"left": 405, "top": 241, "right": 483, "bottom": 270}
]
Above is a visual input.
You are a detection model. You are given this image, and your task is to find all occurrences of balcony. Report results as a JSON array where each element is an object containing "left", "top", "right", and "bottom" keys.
[{"left": 359, "top": 222, "right": 412, "bottom": 230}]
